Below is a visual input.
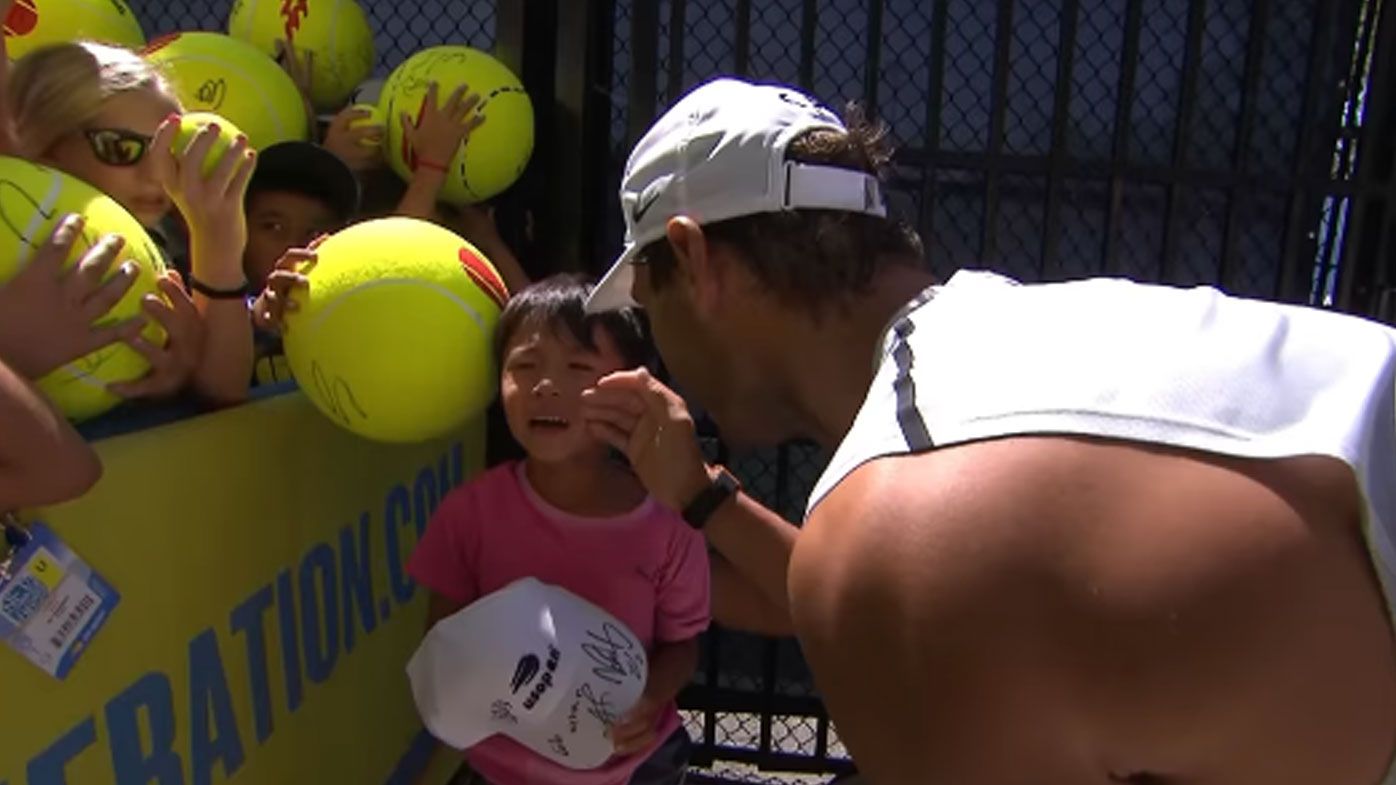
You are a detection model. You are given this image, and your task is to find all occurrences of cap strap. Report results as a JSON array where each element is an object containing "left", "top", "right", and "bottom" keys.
[{"left": 782, "top": 161, "right": 887, "bottom": 217}]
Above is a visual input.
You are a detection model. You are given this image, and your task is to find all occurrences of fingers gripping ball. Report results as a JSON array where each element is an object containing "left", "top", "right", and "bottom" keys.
[
  {"left": 173, "top": 112, "right": 250, "bottom": 176},
  {"left": 3, "top": 0, "right": 145, "bottom": 60},
  {"left": 226, "top": 0, "right": 375, "bottom": 112},
  {"left": 143, "top": 32, "right": 308, "bottom": 150},
  {"left": 348, "top": 102, "right": 383, "bottom": 146},
  {"left": 380, "top": 46, "right": 534, "bottom": 206},
  {"left": 282, "top": 217, "right": 510, "bottom": 443},
  {"left": 0, "top": 158, "right": 168, "bottom": 421}
]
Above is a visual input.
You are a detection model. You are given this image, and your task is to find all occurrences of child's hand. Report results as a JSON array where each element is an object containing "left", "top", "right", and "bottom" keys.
[
  {"left": 251, "top": 246, "right": 318, "bottom": 333},
  {"left": 153, "top": 115, "right": 256, "bottom": 278},
  {"left": 400, "top": 81, "right": 484, "bottom": 175},
  {"left": 323, "top": 105, "right": 384, "bottom": 172},
  {"left": 0, "top": 216, "right": 144, "bottom": 379},
  {"left": 610, "top": 693, "right": 663, "bottom": 756},
  {"left": 452, "top": 203, "right": 504, "bottom": 248},
  {"left": 108, "top": 271, "right": 205, "bottom": 400}
]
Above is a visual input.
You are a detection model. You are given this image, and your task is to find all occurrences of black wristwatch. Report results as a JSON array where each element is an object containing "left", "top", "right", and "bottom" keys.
[{"left": 682, "top": 466, "right": 741, "bottom": 530}]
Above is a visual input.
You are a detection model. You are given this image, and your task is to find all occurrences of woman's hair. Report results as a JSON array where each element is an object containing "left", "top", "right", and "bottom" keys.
[
  {"left": 8, "top": 41, "right": 174, "bottom": 159},
  {"left": 493, "top": 273, "right": 652, "bottom": 369}
]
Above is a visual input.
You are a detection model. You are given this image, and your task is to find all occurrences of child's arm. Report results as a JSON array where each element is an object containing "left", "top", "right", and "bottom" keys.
[
  {"left": 151, "top": 117, "right": 256, "bottom": 406},
  {"left": 0, "top": 354, "right": 101, "bottom": 510},
  {"left": 610, "top": 637, "right": 700, "bottom": 756},
  {"left": 275, "top": 38, "right": 318, "bottom": 142},
  {"left": 450, "top": 204, "right": 529, "bottom": 296},
  {"left": 394, "top": 82, "right": 484, "bottom": 222}
]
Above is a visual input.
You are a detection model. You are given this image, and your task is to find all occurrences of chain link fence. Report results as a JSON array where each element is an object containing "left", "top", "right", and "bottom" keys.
[
  {"left": 130, "top": 0, "right": 496, "bottom": 76},
  {"left": 608, "top": 0, "right": 1374, "bottom": 301},
  {"left": 604, "top": 1, "right": 1388, "bottom": 782}
]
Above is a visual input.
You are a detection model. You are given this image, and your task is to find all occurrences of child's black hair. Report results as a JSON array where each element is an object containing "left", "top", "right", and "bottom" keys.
[{"left": 493, "top": 273, "right": 651, "bottom": 369}]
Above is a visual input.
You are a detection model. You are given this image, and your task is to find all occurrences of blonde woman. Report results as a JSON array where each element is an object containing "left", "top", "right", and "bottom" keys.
[{"left": 0, "top": 10, "right": 256, "bottom": 408}]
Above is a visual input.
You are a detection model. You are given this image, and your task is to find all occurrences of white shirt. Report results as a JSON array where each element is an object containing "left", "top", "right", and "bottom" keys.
[{"left": 812, "top": 270, "right": 1396, "bottom": 661}]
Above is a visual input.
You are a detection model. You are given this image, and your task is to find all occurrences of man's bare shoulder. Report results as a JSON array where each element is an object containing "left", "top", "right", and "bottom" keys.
[
  {"left": 793, "top": 436, "right": 1396, "bottom": 784},
  {"left": 811, "top": 434, "right": 1362, "bottom": 551},
  {"left": 806, "top": 436, "right": 1098, "bottom": 570}
]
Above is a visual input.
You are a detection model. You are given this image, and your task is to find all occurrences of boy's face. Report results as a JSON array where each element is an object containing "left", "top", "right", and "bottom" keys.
[
  {"left": 500, "top": 323, "right": 629, "bottom": 464},
  {"left": 243, "top": 190, "right": 340, "bottom": 286}
]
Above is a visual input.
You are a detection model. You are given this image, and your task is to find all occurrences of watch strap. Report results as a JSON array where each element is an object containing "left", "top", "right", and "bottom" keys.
[{"left": 682, "top": 467, "right": 740, "bottom": 529}]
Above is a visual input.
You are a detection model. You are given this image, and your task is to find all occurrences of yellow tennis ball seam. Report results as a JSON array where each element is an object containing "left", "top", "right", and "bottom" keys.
[
  {"left": 299, "top": 277, "right": 493, "bottom": 337},
  {"left": 228, "top": 0, "right": 374, "bottom": 109},
  {"left": 280, "top": 217, "right": 502, "bottom": 442},
  {"left": 0, "top": 159, "right": 167, "bottom": 419},
  {"left": 455, "top": 85, "right": 531, "bottom": 202},
  {"left": 158, "top": 52, "right": 296, "bottom": 143}
]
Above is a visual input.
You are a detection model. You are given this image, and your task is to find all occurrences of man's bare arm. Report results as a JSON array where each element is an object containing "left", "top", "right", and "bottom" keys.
[{"left": 710, "top": 550, "right": 795, "bottom": 636}]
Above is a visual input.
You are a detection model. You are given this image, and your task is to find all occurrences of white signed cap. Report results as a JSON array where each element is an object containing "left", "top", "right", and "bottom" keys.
[{"left": 406, "top": 577, "right": 649, "bottom": 770}]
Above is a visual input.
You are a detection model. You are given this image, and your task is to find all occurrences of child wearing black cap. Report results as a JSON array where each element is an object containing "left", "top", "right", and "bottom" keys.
[
  {"left": 243, "top": 140, "right": 360, "bottom": 289},
  {"left": 242, "top": 141, "right": 360, "bottom": 385}
]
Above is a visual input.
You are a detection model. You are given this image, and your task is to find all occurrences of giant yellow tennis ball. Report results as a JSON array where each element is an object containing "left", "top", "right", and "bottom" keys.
[
  {"left": 173, "top": 112, "right": 250, "bottom": 177},
  {"left": 282, "top": 217, "right": 509, "bottom": 443},
  {"left": 143, "top": 31, "right": 308, "bottom": 150},
  {"left": 380, "top": 46, "right": 534, "bottom": 206},
  {"left": 0, "top": 158, "right": 168, "bottom": 422},
  {"left": 3, "top": 0, "right": 145, "bottom": 60},
  {"left": 226, "top": 0, "right": 375, "bottom": 112}
]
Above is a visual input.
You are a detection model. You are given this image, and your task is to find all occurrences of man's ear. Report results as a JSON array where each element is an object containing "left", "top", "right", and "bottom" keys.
[{"left": 665, "top": 216, "right": 724, "bottom": 316}]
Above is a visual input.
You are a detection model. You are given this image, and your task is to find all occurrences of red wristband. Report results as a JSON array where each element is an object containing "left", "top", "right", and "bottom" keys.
[{"left": 415, "top": 158, "right": 449, "bottom": 174}]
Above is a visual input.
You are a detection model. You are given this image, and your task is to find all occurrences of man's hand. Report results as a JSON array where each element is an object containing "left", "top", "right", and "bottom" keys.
[{"left": 581, "top": 368, "right": 712, "bottom": 511}]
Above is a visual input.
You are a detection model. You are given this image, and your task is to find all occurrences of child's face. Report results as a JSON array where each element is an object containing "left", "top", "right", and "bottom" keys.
[
  {"left": 500, "top": 322, "right": 629, "bottom": 464},
  {"left": 244, "top": 190, "right": 339, "bottom": 286},
  {"left": 43, "top": 87, "right": 180, "bottom": 228}
]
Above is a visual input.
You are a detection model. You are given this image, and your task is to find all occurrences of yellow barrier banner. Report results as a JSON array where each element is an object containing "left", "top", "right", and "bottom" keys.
[{"left": 0, "top": 392, "right": 485, "bottom": 785}]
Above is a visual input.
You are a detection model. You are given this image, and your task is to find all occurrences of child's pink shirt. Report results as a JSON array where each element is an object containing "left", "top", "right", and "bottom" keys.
[{"left": 408, "top": 461, "right": 711, "bottom": 785}]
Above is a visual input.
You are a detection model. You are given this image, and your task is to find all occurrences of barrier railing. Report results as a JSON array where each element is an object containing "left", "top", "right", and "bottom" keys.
[{"left": 1, "top": 391, "right": 484, "bottom": 785}]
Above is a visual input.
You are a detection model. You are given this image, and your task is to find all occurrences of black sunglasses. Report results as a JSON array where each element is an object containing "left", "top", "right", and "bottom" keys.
[{"left": 82, "top": 128, "right": 153, "bottom": 167}]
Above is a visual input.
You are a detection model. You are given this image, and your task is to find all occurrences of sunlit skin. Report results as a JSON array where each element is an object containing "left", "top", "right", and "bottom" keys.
[
  {"left": 41, "top": 88, "right": 179, "bottom": 228},
  {"left": 631, "top": 217, "right": 1396, "bottom": 784},
  {"left": 501, "top": 324, "right": 633, "bottom": 478}
]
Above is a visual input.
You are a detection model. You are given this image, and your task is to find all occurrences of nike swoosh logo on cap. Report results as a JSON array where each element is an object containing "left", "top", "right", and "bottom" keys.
[{"left": 632, "top": 190, "right": 662, "bottom": 225}]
